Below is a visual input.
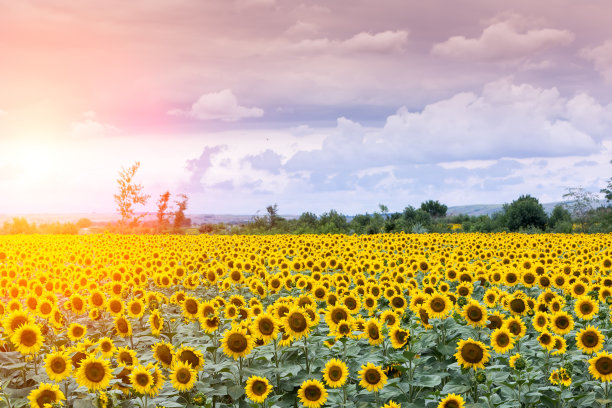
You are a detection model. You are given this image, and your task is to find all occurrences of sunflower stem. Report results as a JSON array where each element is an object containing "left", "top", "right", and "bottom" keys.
[
  {"left": 303, "top": 336, "right": 310, "bottom": 374},
  {"left": 239, "top": 357, "right": 244, "bottom": 385},
  {"left": 273, "top": 339, "right": 281, "bottom": 392},
  {"left": 64, "top": 380, "right": 70, "bottom": 406},
  {"left": 375, "top": 391, "right": 380, "bottom": 406},
  {"left": 342, "top": 384, "right": 347, "bottom": 407}
]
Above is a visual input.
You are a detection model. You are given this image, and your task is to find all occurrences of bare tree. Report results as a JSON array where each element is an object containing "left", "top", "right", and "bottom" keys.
[
  {"left": 114, "top": 162, "right": 150, "bottom": 231},
  {"left": 156, "top": 191, "right": 171, "bottom": 232}
]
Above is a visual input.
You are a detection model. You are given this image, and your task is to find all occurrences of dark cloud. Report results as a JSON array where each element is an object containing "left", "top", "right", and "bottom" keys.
[{"left": 244, "top": 149, "right": 284, "bottom": 174}]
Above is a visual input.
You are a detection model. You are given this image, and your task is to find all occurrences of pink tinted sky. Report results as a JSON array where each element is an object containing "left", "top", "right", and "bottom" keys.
[{"left": 1, "top": 0, "right": 612, "bottom": 214}]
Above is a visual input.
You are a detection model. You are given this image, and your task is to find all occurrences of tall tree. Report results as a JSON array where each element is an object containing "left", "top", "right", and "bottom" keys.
[
  {"left": 420, "top": 200, "right": 448, "bottom": 218},
  {"left": 114, "top": 162, "right": 150, "bottom": 230},
  {"left": 156, "top": 191, "right": 171, "bottom": 232},
  {"left": 504, "top": 195, "right": 548, "bottom": 231},
  {"left": 173, "top": 194, "right": 189, "bottom": 230}
]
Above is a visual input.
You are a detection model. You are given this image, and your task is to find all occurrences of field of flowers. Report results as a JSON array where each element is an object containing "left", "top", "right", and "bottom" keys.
[{"left": 1, "top": 233, "right": 612, "bottom": 408}]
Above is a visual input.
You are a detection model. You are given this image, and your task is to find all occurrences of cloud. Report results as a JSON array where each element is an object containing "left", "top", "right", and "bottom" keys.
[
  {"left": 168, "top": 89, "right": 264, "bottom": 122},
  {"left": 244, "top": 149, "right": 284, "bottom": 174},
  {"left": 581, "top": 40, "right": 612, "bottom": 83},
  {"left": 284, "top": 78, "right": 609, "bottom": 187},
  {"left": 432, "top": 19, "right": 574, "bottom": 61},
  {"left": 69, "top": 116, "right": 118, "bottom": 138},
  {"left": 287, "top": 30, "right": 409, "bottom": 54},
  {"left": 284, "top": 21, "right": 319, "bottom": 37},
  {"left": 185, "top": 145, "right": 226, "bottom": 192}
]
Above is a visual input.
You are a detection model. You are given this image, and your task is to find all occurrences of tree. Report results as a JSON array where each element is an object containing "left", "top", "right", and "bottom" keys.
[
  {"left": 156, "top": 191, "right": 171, "bottom": 232},
  {"left": 266, "top": 204, "right": 280, "bottom": 228},
  {"left": 114, "top": 162, "right": 150, "bottom": 230},
  {"left": 76, "top": 218, "right": 92, "bottom": 229},
  {"left": 601, "top": 160, "right": 612, "bottom": 204},
  {"left": 504, "top": 195, "right": 548, "bottom": 231},
  {"left": 563, "top": 187, "right": 598, "bottom": 230},
  {"left": 173, "top": 194, "right": 189, "bottom": 230},
  {"left": 420, "top": 200, "right": 448, "bottom": 218}
]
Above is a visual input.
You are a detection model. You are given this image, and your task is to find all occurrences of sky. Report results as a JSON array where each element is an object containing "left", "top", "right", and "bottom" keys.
[{"left": 1, "top": 0, "right": 612, "bottom": 215}]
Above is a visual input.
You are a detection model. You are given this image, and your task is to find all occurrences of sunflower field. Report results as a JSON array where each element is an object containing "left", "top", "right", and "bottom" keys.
[{"left": 1, "top": 233, "right": 612, "bottom": 408}]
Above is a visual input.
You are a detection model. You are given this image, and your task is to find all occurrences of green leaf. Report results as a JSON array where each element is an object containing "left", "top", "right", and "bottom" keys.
[
  {"left": 228, "top": 384, "right": 245, "bottom": 401},
  {"left": 411, "top": 374, "right": 443, "bottom": 387}
]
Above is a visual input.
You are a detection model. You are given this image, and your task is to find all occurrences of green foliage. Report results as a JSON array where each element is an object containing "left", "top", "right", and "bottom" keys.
[
  {"left": 503, "top": 195, "right": 548, "bottom": 232},
  {"left": 420, "top": 200, "right": 448, "bottom": 218},
  {"left": 114, "top": 162, "right": 150, "bottom": 230}
]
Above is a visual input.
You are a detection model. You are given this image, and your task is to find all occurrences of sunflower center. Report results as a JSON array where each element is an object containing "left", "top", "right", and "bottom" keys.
[
  {"left": 85, "top": 362, "right": 106, "bottom": 382},
  {"left": 467, "top": 306, "right": 483, "bottom": 322},
  {"left": 580, "top": 303, "right": 593, "bottom": 314},
  {"left": 365, "top": 369, "right": 381, "bottom": 384},
  {"left": 328, "top": 366, "right": 342, "bottom": 381},
  {"left": 508, "top": 322, "right": 520, "bottom": 335},
  {"left": 395, "top": 331, "right": 408, "bottom": 343},
  {"left": 332, "top": 309, "right": 348, "bottom": 324},
  {"left": 368, "top": 325, "right": 380, "bottom": 340},
  {"left": 288, "top": 312, "right": 308, "bottom": 332},
  {"left": 135, "top": 373, "right": 150, "bottom": 386},
  {"left": 555, "top": 316, "right": 569, "bottom": 329},
  {"left": 446, "top": 402, "right": 460, "bottom": 408},
  {"left": 110, "top": 301, "right": 122, "bottom": 313},
  {"left": 583, "top": 332, "right": 599, "bottom": 347},
  {"left": 487, "top": 316, "right": 502, "bottom": 330},
  {"left": 252, "top": 380, "right": 267, "bottom": 395},
  {"left": 156, "top": 345, "right": 173, "bottom": 365},
  {"left": 392, "top": 297, "right": 405, "bottom": 309},
  {"left": 228, "top": 333, "right": 248, "bottom": 353},
  {"left": 345, "top": 298, "right": 357, "bottom": 310},
  {"left": 496, "top": 333, "right": 510, "bottom": 347},
  {"left": 510, "top": 299, "right": 525, "bottom": 313},
  {"left": 185, "top": 300, "right": 198, "bottom": 314},
  {"left": 304, "top": 384, "right": 322, "bottom": 401},
  {"left": 72, "top": 326, "right": 84, "bottom": 338},
  {"left": 117, "top": 319, "right": 129, "bottom": 333},
  {"left": 51, "top": 357, "right": 67, "bottom": 373},
  {"left": 338, "top": 323, "right": 350, "bottom": 334},
  {"left": 259, "top": 319, "right": 274, "bottom": 335},
  {"left": 461, "top": 343, "right": 484, "bottom": 364},
  {"left": 430, "top": 298, "right": 445, "bottom": 313},
  {"left": 596, "top": 357, "right": 612, "bottom": 375},
  {"left": 540, "top": 334, "right": 551, "bottom": 345},
  {"left": 507, "top": 274, "right": 517, "bottom": 283},
  {"left": 20, "top": 329, "right": 37, "bottom": 347},
  {"left": 180, "top": 350, "right": 200, "bottom": 368},
  {"left": 176, "top": 367, "right": 192, "bottom": 384},
  {"left": 36, "top": 390, "right": 58, "bottom": 407}
]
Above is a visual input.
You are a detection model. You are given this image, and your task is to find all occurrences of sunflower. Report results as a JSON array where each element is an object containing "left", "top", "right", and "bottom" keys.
[
  {"left": 537, "top": 331, "right": 554, "bottom": 351},
  {"left": 107, "top": 297, "right": 125, "bottom": 316},
  {"left": 130, "top": 364, "right": 153, "bottom": 395},
  {"left": 176, "top": 346, "right": 205, "bottom": 371},
  {"left": 550, "top": 311, "right": 574, "bottom": 335},
  {"left": 507, "top": 295, "right": 529, "bottom": 316},
  {"left": 589, "top": 351, "right": 612, "bottom": 382},
  {"left": 509, "top": 353, "right": 521, "bottom": 369},
  {"left": 298, "top": 379, "right": 328, "bottom": 408},
  {"left": 283, "top": 307, "right": 311, "bottom": 340},
  {"left": 364, "top": 318, "right": 384, "bottom": 346},
  {"left": 44, "top": 350, "right": 72, "bottom": 382},
  {"left": 68, "top": 323, "right": 87, "bottom": 342},
  {"left": 203, "top": 316, "right": 220, "bottom": 333},
  {"left": 221, "top": 326, "right": 254, "bottom": 360},
  {"left": 455, "top": 339, "right": 490, "bottom": 370},
  {"left": 182, "top": 296, "right": 200, "bottom": 320},
  {"left": 437, "top": 393, "right": 465, "bottom": 408},
  {"left": 462, "top": 300, "right": 488, "bottom": 327},
  {"left": 574, "top": 296, "right": 599, "bottom": 320},
  {"left": 11, "top": 323, "right": 44, "bottom": 355},
  {"left": 504, "top": 317, "right": 526, "bottom": 339},
  {"left": 147, "top": 363, "right": 165, "bottom": 397},
  {"left": 250, "top": 313, "right": 279, "bottom": 343},
  {"left": 358, "top": 362, "right": 388, "bottom": 392},
  {"left": 576, "top": 325, "right": 605, "bottom": 354},
  {"left": 531, "top": 312, "right": 549, "bottom": 332},
  {"left": 97, "top": 337, "right": 116, "bottom": 359},
  {"left": 380, "top": 310, "right": 400, "bottom": 327},
  {"left": 322, "top": 358, "right": 348, "bottom": 388},
  {"left": 114, "top": 315, "right": 132, "bottom": 338},
  {"left": 490, "top": 327, "right": 515, "bottom": 354},
  {"left": 149, "top": 309, "right": 164, "bottom": 337},
  {"left": 425, "top": 293, "right": 452, "bottom": 319},
  {"left": 245, "top": 375, "right": 273, "bottom": 403},
  {"left": 551, "top": 335, "right": 567, "bottom": 356},
  {"left": 152, "top": 341, "right": 175, "bottom": 369},
  {"left": 170, "top": 360, "right": 197, "bottom": 392},
  {"left": 381, "top": 401, "right": 402, "bottom": 408},
  {"left": 325, "top": 305, "right": 352, "bottom": 329},
  {"left": 116, "top": 346, "right": 139, "bottom": 368},
  {"left": 486, "top": 312, "right": 504, "bottom": 330},
  {"left": 27, "top": 383, "right": 65, "bottom": 408},
  {"left": 2, "top": 310, "right": 34, "bottom": 336},
  {"left": 75, "top": 355, "right": 113, "bottom": 391},
  {"left": 389, "top": 326, "right": 410, "bottom": 349}
]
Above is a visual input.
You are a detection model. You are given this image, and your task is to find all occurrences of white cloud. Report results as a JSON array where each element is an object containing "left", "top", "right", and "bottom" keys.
[
  {"left": 168, "top": 89, "right": 264, "bottom": 122},
  {"left": 287, "top": 30, "right": 409, "bottom": 54},
  {"left": 70, "top": 118, "right": 118, "bottom": 138},
  {"left": 581, "top": 40, "right": 612, "bottom": 83},
  {"left": 432, "top": 19, "right": 574, "bottom": 61},
  {"left": 284, "top": 20, "right": 319, "bottom": 37}
]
